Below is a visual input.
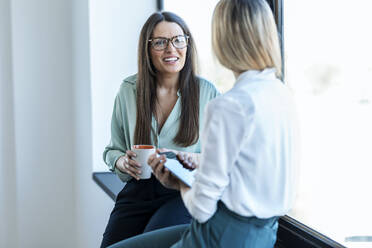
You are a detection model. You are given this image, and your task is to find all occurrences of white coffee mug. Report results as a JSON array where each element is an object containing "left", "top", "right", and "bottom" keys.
[{"left": 132, "top": 145, "right": 156, "bottom": 179}]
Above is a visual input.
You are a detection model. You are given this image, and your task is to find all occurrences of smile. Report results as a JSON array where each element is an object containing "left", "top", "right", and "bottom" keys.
[{"left": 163, "top": 57, "right": 179, "bottom": 62}]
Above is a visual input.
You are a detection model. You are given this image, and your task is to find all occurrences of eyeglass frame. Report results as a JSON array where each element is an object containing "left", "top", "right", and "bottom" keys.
[{"left": 148, "top": 35, "right": 190, "bottom": 51}]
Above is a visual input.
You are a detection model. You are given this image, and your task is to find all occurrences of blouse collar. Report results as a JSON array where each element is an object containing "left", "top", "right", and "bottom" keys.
[{"left": 235, "top": 68, "right": 277, "bottom": 87}]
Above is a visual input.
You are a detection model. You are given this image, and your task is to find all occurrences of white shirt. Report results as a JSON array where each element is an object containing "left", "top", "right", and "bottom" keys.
[{"left": 182, "top": 68, "right": 299, "bottom": 223}]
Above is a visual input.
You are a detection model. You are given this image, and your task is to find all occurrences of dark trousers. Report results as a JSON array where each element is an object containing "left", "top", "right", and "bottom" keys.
[
  {"left": 100, "top": 175, "right": 192, "bottom": 248},
  {"left": 108, "top": 201, "right": 279, "bottom": 248}
]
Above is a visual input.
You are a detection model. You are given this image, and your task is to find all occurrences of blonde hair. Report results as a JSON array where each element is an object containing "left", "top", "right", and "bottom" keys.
[{"left": 212, "top": 0, "right": 282, "bottom": 78}]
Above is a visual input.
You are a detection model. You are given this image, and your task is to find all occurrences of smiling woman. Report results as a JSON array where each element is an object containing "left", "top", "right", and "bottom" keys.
[
  {"left": 149, "top": 22, "right": 188, "bottom": 74},
  {"left": 100, "top": 11, "right": 220, "bottom": 248}
]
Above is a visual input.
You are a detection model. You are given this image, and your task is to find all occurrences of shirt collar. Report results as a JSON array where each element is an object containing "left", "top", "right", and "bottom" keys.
[{"left": 235, "top": 68, "right": 277, "bottom": 87}]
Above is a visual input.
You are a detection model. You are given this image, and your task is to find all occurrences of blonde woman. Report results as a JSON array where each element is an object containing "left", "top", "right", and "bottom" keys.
[{"left": 108, "top": 0, "right": 298, "bottom": 247}]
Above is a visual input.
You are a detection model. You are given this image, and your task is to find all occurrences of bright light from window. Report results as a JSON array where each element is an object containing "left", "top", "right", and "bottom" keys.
[{"left": 285, "top": 1, "right": 372, "bottom": 247}]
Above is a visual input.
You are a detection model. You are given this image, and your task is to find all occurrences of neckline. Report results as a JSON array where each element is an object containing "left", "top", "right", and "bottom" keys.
[{"left": 153, "top": 96, "right": 181, "bottom": 136}]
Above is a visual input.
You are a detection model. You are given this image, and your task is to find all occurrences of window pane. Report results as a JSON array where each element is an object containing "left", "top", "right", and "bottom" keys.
[{"left": 285, "top": 1, "right": 372, "bottom": 247}]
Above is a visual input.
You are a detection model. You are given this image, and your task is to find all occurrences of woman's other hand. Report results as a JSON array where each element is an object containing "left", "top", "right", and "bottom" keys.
[
  {"left": 116, "top": 150, "right": 142, "bottom": 180},
  {"left": 157, "top": 148, "right": 198, "bottom": 170},
  {"left": 177, "top": 152, "right": 198, "bottom": 171},
  {"left": 148, "top": 150, "right": 181, "bottom": 190}
]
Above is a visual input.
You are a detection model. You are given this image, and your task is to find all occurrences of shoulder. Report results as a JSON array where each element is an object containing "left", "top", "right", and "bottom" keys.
[
  {"left": 197, "top": 76, "right": 219, "bottom": 93},
  {"left": 117, "top": 74, "right": 137, "bottom": 95},
  {"left": 209, "top": 88, "right": 255, "bottom": 118},
  {"left": 208, "top": 93, "right": 241, "bottom": 111},
  {"left": 121, "top": 74, "right": 137, "bottom": 88},
  {"left": 203, "top": 96, "right": 248, "bottom": 134},
  {"left": 196, "top": 76, "right": 220, "bottom": 99},
  {"left": 112, "top": 74, "right": 137, "bottom": 109}
]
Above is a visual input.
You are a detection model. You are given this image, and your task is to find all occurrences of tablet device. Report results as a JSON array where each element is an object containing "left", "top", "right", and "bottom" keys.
[{"left": 163, "top": 158, "right": 196, "bottom": 187}]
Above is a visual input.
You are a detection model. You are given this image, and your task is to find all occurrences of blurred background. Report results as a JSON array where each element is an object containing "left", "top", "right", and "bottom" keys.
[{"left": 1, "top": 0, "right": 371, "bottom": 247}]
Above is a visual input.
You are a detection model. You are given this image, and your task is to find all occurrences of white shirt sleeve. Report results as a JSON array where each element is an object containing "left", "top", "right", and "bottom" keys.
[{"left": 182, "top": 97, "right": 253, "bottom": 223}]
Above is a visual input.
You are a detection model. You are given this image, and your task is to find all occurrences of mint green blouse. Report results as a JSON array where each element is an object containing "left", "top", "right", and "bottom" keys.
[{"left": 103, "top": 74, "right": 220, "bottom": 182}]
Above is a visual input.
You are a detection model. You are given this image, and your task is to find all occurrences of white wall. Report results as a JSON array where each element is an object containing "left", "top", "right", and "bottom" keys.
[
  {"left": 0, "top": 0, "right": 156, "bottom": 247},
  {"left": 0, "top": 0, "right": 17, "bottom": 246},
  {"left": 90, "top": 0, "right": 156, "bottom": 171},
  {"left": 10, "top": 0, "right": 77, "bottom": 246},
  {"left": 72, "top": 0, "right": 122, "bottom": 247}
]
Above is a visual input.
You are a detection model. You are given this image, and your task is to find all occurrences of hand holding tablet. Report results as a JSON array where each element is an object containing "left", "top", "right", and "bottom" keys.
[
  {"left": 163, "top": 158, "right": 196, "bottom": 187},
  {"left": 158, "top": 151, "right": 197, "bottom": 187}
]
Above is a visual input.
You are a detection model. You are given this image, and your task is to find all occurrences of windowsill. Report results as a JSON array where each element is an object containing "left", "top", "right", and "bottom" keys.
[
  {"left": 93, "top": 171, "right": 125, "bottom": 201},
  {"left": 93, "top": 172, "right": 346, "bottom": 248}
]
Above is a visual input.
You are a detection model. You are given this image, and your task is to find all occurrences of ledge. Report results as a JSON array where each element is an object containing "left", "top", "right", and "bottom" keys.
[
  {"left": 93, "top": 171, "right": 125, "bottom": 200},
  {"left": 93, "top": 172, "right": 345, "bottom": 248}
]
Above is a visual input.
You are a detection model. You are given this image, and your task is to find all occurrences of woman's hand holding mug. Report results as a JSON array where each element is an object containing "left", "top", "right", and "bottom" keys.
[
  {"left": 116, "top": 150, "right": 142, "bottom": 180},
  {"left": 116, "top": 145, "right": 156, "bottom": 180}
]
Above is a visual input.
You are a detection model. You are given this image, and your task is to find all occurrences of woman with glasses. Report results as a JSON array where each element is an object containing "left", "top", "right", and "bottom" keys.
[
  {"left": 100, "top": 12, "right": 220, "bottom": 248},
  {"left": 107, "top": 0, "right": 298, "bottom": 247}
]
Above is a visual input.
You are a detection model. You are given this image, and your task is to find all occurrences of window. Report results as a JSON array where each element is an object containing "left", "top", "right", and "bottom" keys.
[{"left": 285, "top": 1, "right": 372, "bottom": 247}]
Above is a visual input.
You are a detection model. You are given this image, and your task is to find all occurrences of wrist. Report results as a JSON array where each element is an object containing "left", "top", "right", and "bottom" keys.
[{"left": 116, "top": 156, "right": 125, "bottom": 170}]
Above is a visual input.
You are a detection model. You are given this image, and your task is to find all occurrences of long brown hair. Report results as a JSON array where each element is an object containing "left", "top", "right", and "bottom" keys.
[{"left": 134, "top": 12, "right": 199, "bottom": 147}]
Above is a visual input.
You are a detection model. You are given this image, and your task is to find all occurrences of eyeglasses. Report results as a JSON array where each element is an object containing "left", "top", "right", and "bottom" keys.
[{"left": 148, "top": 35, "right": 189, "bottom": 51}]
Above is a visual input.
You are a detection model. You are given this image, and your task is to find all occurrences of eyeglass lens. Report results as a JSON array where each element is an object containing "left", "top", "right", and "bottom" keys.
[{"left": 151, "top": 35, "right": 187, "bottom": 50}]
